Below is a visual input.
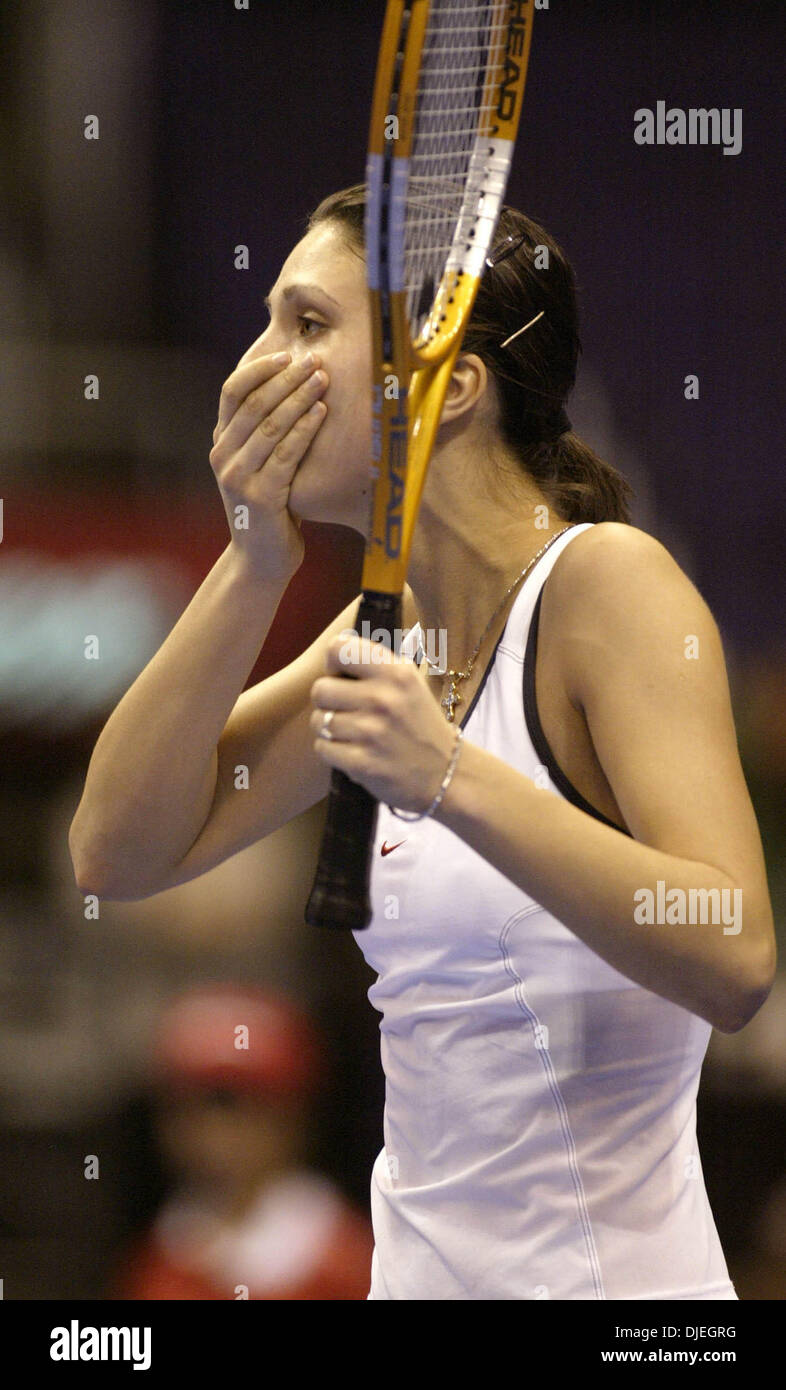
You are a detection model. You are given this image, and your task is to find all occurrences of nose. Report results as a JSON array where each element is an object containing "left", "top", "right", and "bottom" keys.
[{"left": 238, "top": 322, "right": 281, "bottom": 368}]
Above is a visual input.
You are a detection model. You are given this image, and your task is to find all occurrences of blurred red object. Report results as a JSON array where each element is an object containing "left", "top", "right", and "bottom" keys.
[
  {"left": 151, "top": 984, "right": 324, "bottom": 1099},
  {"left": 114, "top": 985, "right": 374, "bottom": 1300},
  {"left": 118, "top": 1177, "right": 374, "bottom": 1302}
]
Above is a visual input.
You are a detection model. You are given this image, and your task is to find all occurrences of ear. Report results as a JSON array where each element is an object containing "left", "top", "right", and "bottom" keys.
[{"left": 438, "top": 352, "right": 490, "bottom": 427}]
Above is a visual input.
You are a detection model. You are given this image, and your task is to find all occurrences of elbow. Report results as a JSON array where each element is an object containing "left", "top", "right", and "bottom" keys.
[
  {"left": 70, "top": 853, "right": 161, "bottom": 902},
  {"left": 72, "top": 863, "right": 106, "bottom": 900},
  {"left": 715, "top": 989, "right": 770, "bottom": 1035},
  {"left": 68, "top": 821, "right": 138, "bottom": 901},
  {"left": 713, "top": 934, "right": 777, "bottom": 1035},
  {"left": 68, "top": 817, "right": 102, "bottom": 897},
  {"left": 69, "top": 803, "right": 171, "bottom": 901},
  {"left": 69, "top": 836, "right": 110, "bottom": 900}
]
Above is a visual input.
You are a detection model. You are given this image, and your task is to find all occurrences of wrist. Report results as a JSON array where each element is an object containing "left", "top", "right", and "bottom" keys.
[
  {"left": 389, "top": 725, "right": 464, "bottom": 823},
  {"left": 224, "top": 540, "right": 302, "bottom": 594},
  {"left": 431, "top": 735, "right": 488, "bottom": 831}
]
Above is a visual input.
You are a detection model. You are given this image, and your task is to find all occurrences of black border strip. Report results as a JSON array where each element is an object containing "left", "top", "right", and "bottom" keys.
[{"left": 524, "top": 585, "right": 631, "bottom": 836}]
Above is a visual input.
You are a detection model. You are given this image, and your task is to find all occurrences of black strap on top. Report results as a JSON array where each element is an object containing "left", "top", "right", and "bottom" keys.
[{"left": 523, "top": 585, "right": 631, "bottom": 836}]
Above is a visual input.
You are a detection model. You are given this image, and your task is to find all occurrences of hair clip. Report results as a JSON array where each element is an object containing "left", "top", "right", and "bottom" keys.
[
  {"left": 500, "top": 310, "right": 545, "bottom": 349},
  {"left": 485, "top": 231, "right": 528, "bottom": 269}
]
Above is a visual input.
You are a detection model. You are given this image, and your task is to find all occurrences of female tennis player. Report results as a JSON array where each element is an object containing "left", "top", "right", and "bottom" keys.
[{"left": 70, "top": 187, "right": 776, "bottom": 1301}]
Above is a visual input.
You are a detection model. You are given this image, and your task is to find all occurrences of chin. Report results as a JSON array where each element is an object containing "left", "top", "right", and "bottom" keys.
[{"left": 288, "top": 465, "right": 369, "bottom": 533}]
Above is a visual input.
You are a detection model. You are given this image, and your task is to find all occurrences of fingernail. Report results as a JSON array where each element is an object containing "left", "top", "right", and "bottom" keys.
[
  {"left": 301, "top": 352, "right": 315, "bottom": 369},
  {"left": 271, "top": 351, "right": 290, "bottom": 365}
]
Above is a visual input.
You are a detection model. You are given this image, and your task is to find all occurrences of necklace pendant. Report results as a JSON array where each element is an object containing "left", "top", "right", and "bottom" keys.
[
  {"left": 441, "top": 684, "right": 462, "bottom": 722},
  {"left": 441, "top": 668, "right": 469, "bottom": 722}
]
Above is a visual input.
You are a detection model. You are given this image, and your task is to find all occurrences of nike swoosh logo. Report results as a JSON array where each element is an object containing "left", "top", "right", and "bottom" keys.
[{"left": 381, "top": 840, "right": 407, "bottom": 857}]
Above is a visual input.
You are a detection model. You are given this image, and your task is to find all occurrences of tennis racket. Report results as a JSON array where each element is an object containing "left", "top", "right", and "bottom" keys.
[{"left": 305, "top": 0, "right": 535, "bottom": 931}]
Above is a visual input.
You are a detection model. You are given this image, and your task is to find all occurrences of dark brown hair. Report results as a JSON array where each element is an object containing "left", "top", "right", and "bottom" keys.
[{"left": 308, "top": 185, "right": 632, "bottom": 524}]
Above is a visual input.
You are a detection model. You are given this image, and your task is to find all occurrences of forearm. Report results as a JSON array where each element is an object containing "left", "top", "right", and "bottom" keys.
[
  {"left": 70, "top": 544, "right": 292, "bottom": 894},
  {"left": 436, "top": 740, "right": 762, "bottom": 1031}
]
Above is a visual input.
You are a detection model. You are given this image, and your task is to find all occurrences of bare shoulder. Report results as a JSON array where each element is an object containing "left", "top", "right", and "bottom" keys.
[
  {"left": 548, "top": 522, "right": 717, "bottom": 629},
  {"left": 551, "top": 521, "right": 687, "bottom": 591},
  {"left": 544, "top": 522, "right": 726, "bottom": 708}
]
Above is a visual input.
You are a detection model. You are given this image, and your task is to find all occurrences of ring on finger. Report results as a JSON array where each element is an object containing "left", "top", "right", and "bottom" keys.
[{"left": 318, "top": 709, "right": 335, "bottom": 741}]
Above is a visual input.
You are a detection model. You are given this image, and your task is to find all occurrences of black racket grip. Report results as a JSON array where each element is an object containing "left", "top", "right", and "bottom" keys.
[{"left": 305, "top": 590, "right": 402, "bottom": 931}]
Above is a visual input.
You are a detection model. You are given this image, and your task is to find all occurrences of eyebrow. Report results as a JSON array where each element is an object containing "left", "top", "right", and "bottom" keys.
[{"left": 263, "top": 282, "right": 341, "bottom": 310}]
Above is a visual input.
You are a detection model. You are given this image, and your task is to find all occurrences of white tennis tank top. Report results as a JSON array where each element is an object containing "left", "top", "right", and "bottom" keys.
[{"left": 354, "top": 522, "right": 737, "bottom": 1300}]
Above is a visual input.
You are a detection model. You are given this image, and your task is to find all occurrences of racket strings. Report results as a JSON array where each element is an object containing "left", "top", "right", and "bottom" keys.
[{"left": 403, "top": 1, "right": 507, "bottom": 338}]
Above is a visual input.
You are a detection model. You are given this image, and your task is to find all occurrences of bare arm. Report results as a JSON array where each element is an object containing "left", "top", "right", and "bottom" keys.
[
  {"left": 69, "top": 546, "right": 359, "bottom": 899},
  {"left": 69, "top": 340, "right": 346, "bottom": 900},
  {"left": 435, "top": 524, "right": 776, "bottom": 1031}
]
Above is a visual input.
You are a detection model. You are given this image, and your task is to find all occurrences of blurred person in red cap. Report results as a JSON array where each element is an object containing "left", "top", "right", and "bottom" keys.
[{"left": 114, "top": 985, "right": 373, "bottom": 1300}]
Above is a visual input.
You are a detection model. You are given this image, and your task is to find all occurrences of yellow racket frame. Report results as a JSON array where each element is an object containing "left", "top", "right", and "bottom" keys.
[{"left": 363, "top": 0, "right": 535, "bottom": 596}]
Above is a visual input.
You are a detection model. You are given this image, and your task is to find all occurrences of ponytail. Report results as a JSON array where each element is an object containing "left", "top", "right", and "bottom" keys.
[{"left": 519, "top": 432, "right": 633, "bottom": 524}]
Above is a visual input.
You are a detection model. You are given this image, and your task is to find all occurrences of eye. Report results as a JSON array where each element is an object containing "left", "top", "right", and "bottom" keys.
[{"left": 297, "top": 315, "right": 324, "bottom": 338}]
